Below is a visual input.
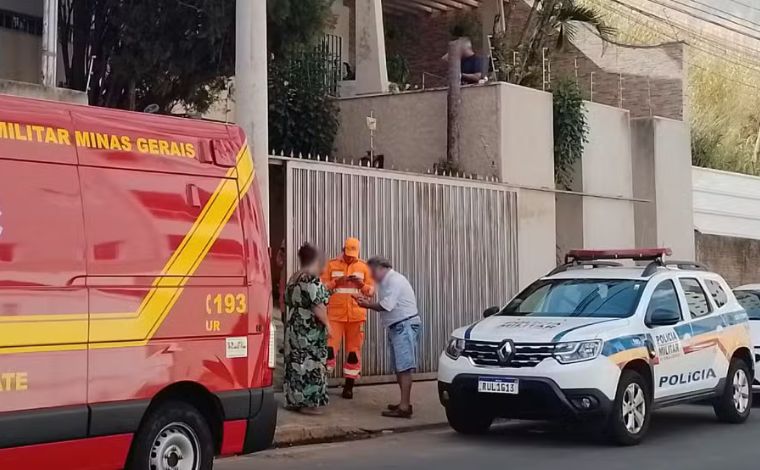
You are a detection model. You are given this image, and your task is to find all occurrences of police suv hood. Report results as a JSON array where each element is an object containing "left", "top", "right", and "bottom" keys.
[{"left": 456, "top": 315, "right": 630, "bottom": 343}]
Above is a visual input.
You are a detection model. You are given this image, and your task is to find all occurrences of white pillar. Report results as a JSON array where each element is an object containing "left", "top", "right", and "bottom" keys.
[
  {"left": 354, "top": 0, "right": 389, "bottom": 95},
  {"left": 236, "top": 0, "right": 269, "bottom": 230},
  {"left": 41, "top": 0, "right": 58, "bottom": 87}
]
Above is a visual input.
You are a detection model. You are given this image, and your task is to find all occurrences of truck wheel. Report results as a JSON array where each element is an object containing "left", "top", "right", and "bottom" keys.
[
  {"left": 714, "top": 358, "right": 752, "bottom": 423},
  {"left": 126, "top": 401, "right": 214, "bottom": 470},
  {"left": 605, "top": 370, "right": 651, "bottom": 446},
  {"left": 446, "top": 400, "right": 493, "bottom": 435}
]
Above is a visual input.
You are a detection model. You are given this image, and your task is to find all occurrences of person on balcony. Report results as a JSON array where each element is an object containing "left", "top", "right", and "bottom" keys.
[
  {"left": 321, "top": 237, "right": 375, "bottom": 399},
  {"left": 442, "top": 37, "right": 484, "bottom": 85}
]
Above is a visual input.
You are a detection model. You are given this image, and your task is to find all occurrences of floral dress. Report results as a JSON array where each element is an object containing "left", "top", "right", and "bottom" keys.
[{"left": 283, "top": 272, "right": 330, "bottom": 408}]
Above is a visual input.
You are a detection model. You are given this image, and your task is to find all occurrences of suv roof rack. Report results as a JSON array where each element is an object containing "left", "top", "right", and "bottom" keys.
[
  {"left": 641, "top": 259, "right": 709, "bottom": 277},
  {"left": 549, "top": 248, "right": 673, "bottom": 277}
]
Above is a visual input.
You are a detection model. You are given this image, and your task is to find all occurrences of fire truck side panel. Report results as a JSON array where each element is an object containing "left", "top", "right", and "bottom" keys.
[
  {"left": 0, "top": 158, "right": 89, "bottom": 447},
  {"left": 0, "top": 94, "right": 275, "bottom": 466}
]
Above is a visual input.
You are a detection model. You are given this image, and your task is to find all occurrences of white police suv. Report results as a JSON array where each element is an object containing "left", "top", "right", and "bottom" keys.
[{"left": 438, "top": 249, "right": 753, "bottom": 445}]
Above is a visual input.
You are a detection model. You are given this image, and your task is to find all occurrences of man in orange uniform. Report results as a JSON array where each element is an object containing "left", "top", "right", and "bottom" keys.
[{"left": 322, "top": 237, "right": 374, "bottom": 398}]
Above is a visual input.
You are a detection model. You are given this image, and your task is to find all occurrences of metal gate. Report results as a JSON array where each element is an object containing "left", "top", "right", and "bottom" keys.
[{"left": 285, "top": 159, "right": 519, "bottom": 381}]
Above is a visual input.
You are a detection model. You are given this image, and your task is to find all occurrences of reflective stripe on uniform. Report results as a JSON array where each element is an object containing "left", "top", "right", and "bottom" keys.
[{"left": 335, "top": 288, "right": 360, "bottom": 294}]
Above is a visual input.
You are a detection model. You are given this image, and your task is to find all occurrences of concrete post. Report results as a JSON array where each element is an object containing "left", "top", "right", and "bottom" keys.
[
  {"left": 236, "top": 0, "right": 269, "bottom": 230},
  {"left": 354, "top": 0, "right": 389, "bottom": 95},
  {"left": 631, "top": 117, "right": 694, "bottom": 259},
  {"left": 41, "top": 0, "right": 58, "bottom": 87}
]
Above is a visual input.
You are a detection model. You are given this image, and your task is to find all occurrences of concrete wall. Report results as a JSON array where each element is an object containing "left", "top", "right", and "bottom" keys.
[
  {"left": 335, "top": 84, "right": 501, "bottom": 177},
  {"left": 693, "top": 166, "right": 760, "bottom": 240},
  {"left": 581, "top": 103, "right": 636, "bottom": 249},
  {"left": 632, "top": 117, "right": 694, "bottom": 259},
  {"left": 0, "top": 79, "right": 87, "bottom": 104},
  {"left": 497, "top": 84, "right": 556, "bottom": 287},
  {"left": 556, "top": 103, "right": 636, "bottom": 260},
  {"left": 692, "top": 166, "right": 760, "bottom": 286}
]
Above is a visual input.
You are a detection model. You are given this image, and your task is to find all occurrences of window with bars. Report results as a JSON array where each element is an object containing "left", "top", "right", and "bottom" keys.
[{"left": 0, "top": 9, "right": 43, "bottom": 36}]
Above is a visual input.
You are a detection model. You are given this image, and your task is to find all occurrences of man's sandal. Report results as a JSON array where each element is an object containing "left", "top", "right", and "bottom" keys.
[{"left": 382, "top": 407, "right": 413, "bottom": 418}]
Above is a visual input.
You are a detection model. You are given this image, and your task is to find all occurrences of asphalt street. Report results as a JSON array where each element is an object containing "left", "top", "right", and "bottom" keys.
[{"left": 219, "top": 404, "right": 757, "bottom": 470}]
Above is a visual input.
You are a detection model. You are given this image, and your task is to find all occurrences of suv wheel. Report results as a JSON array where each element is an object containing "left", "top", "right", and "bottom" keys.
[
  {"left": 446, "top": 400, "right": 493, "bottom": 435},
  {"left": 126, "top": 401, "right": 214, "bottom": 470},
  {"left": 606, "top": 370, "right": 651, "bottom": 446},
  {"left": 714, "top": 358, "right": 752, "bottom": 423}
]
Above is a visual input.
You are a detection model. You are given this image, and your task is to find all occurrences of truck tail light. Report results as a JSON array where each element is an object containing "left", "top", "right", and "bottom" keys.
[{"left": 267, "top": 322, "right": 276, "bottom": 369}]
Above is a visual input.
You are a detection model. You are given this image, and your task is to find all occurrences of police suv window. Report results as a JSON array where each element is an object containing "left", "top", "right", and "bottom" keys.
[
  {"left": 646, "top": 280, "right": 682, "bottom": 321},
  {"left": 704, "top": 279, "right": 728, "bottom": 308},
  {"left": 679, "top": 278, "right": 712, "bottom": 318}
]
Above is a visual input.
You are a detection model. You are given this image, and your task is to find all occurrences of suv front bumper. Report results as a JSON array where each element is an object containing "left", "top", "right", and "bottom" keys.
[{"left": 439, "top": 375, "right": 613, "bottom": 421}]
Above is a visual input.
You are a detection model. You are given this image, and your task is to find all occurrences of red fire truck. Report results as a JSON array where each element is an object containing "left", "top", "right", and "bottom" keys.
[{"left": 0, "top": 94, "right": 276, "bottom": 469}]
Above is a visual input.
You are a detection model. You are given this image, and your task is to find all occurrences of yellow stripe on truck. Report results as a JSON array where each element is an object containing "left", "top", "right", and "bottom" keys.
[{"left": 0, "top": 144, "right": 255, "bottom": 354}]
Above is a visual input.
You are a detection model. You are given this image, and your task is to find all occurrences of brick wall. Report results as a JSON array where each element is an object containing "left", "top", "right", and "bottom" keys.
[
  {"left": 385, "top": 12, "right": 451, "bottom": 88},
  {"left": 384, "top": 1, "right": 686, "bottom": 120},
  {"left": 696, "top": 232, "right": 760, "bottom": 287}
]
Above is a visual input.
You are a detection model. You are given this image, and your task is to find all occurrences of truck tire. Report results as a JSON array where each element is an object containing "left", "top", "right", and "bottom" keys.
[
  {"left": 605, "top": 369, "right": 651, "bottom": 446},
  {"left": 445, "top": 400, "right": 493, "bottom": 435},
  {"left": 713, "top": 358, "right": 752, "bottom": 423},
  {"left": 126, "top": 401, "right": 214, "bottom": 470}
]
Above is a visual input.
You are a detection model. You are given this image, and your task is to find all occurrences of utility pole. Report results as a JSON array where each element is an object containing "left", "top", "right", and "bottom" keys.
[
  {"left": 447, "top": 39, "right": 462, "bottom": 167},
  {"left": 41, "top": 0, "right": 58, "bottom": 87},
  {"left": 236, "top": 0, "right": 270, "bottom": 230}
]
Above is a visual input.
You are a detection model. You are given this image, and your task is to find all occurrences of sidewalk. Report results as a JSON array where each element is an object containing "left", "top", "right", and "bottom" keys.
[{"left": 274, "top": 381, "right": 446, "bottom": 447}]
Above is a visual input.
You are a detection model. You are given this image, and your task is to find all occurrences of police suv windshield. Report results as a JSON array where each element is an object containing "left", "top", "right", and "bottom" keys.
[
  {"left": 500, "top": 278, "right": 646, "bottom": 318},
  {"left": 735, "top": 290, "right": 760, "bottom": 320}
]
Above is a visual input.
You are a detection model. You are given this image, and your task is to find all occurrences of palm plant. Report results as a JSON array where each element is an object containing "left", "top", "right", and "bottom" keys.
[{"left": 493, "top": 0, "right": 614, "bottom": 86}]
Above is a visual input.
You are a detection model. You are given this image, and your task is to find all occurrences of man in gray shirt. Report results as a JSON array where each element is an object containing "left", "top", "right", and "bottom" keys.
[{"left": 355, "top": 257, "right": 421, "bottom": 418}]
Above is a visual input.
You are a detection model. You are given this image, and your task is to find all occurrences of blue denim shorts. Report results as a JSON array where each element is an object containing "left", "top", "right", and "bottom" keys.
[{"left": 388, "top": 318, "right": 421, "bottom": 373}]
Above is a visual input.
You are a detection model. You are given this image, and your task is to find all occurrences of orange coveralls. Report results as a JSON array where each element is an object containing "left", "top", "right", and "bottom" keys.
[{"left": 321, "top": 257, "right": 374, "bottom": 379}]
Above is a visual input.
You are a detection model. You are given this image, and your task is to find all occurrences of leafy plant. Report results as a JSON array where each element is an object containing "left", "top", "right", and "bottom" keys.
[
  {"left": 553, "top": 78, "right": 588, "bottom": 189},
  {"left": 268, "top": 0, "right": 339, "bottom": 157},
  {"left": 387, "top": 54, "right": 410, "bottom": 87},
  {"left": 268, "top": 0, "right": 336, "bottom": 57},
  {"left": 269, "top": 50, "right": 339, "bottom": 157},
  {"left": 58, "top": 0, "right": 235, "bottom": 112}
]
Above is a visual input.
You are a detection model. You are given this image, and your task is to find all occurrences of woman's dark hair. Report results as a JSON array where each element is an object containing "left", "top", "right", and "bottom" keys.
[{"left": 298, "top": 243, "right": 319, "bottom": 267}]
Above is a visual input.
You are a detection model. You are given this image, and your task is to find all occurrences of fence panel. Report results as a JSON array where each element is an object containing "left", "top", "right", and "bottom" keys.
[{"left": 286, "top": 160, "right": 519, "bottom": 379}]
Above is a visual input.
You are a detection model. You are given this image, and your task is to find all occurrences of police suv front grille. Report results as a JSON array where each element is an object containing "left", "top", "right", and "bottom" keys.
[{"left": 462, "top": 341, "right": 557, "bottom": 368}]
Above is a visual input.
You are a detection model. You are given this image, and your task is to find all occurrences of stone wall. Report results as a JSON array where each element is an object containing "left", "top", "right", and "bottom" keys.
[{"left": 696, "top": 232, "right": 760, "bottom": 287}]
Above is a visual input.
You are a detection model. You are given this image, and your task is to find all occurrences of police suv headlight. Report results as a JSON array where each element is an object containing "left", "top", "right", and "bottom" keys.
[
  {"left": 445, "top": 337, "right": 466, "bottom": 359},
  {"left": 553, "top": 340, "right": 602, "bottom": 364}
]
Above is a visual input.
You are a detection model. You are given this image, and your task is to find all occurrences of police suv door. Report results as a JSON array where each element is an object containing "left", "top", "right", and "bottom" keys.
[
  {"left": 646, "top": 280, "right": 693, "bottom": 400},
  {"left": 675, "top": 277, "right": 725, "bottom": 395}
]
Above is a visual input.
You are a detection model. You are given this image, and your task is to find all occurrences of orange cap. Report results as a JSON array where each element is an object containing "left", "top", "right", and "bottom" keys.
[{"left": 344, "top": 237, "right": 360, "bottom": 257}]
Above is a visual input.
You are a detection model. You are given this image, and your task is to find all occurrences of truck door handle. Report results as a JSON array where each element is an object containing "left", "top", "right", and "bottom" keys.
[{"left": 186, "top": 184, "right": 202, "bottom": 208}]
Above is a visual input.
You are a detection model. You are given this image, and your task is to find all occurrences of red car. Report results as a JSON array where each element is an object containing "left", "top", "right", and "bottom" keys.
[{"left": 0, "top": 94, "right": 276, "bottom": 469}]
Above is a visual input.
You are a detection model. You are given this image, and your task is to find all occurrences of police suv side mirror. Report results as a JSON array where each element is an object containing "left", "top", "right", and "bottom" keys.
[
  {"left": 647, "top": 308, "right": 680, "bottom": 327},
  {"left": 483, "top": 306, "right": 500, "bottom": 318}
]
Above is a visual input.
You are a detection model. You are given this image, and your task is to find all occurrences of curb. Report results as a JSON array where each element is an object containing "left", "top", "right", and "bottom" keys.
[{"left": 273, "top": 422, "right": 448, "bottom": 448}]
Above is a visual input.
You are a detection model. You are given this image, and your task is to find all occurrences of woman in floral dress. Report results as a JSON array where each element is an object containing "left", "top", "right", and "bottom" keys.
[{"left": 283, "top": 243, "right": 332, "bottom": 414}]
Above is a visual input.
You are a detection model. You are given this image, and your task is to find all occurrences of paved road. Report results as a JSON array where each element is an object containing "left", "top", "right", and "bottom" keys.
[{"left": 220, "top": 405, "right": 757, "bottom": 470}]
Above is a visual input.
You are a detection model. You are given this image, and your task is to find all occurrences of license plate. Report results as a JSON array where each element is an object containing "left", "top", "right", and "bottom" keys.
[{"left": 478, "top": 377, "right": 519, "bottom": 394}]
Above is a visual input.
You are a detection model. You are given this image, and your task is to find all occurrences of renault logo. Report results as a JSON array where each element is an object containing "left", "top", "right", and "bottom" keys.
[{"left": 497, "top": 339, "right": 514, "bottom": 365}]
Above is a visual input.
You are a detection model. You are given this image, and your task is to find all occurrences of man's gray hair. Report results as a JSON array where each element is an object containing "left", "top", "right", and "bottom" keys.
[{"left": 368, "top": 256, "right": 393, "bottom": 269}]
